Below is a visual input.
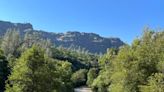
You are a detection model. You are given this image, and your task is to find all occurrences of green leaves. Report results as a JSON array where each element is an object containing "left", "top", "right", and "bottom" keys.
[
  {"left": 140, "top": 73, "right": 164, "bottom": 92},
  {"left": 1, "top": 29, "right": 20, "bottom": 58},
  {"left": 92, "top": 29, "right": 164, "bottom": 92},
  {"left": 5, "top": 46, "right": 73, "bottom": 92},
  {"left": 71, "top": 69, "right": 88, "bottom": 87},
  {"left": 87, "top": 68, "right": 98, "bottom": 87}
]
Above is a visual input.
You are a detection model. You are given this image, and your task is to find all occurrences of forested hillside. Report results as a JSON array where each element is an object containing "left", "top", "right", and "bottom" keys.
[
  {"left": 0, "top": 27, "right": 164, "bottom": 92},
  {"left": 0, "top": 20, "right": 124, "bottom": 54},
  {"left": 0, "top": 29, "right": 98, "bottom": 92}
]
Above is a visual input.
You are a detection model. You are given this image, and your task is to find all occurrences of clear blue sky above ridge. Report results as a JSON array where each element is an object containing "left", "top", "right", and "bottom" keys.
[{"left": 0, "top": 0, "right": 163, "bottom": 44}]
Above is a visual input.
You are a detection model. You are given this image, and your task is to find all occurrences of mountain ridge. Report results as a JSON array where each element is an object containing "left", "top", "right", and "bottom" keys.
[{"left": 0, "top": 20, "right": 124, "bottom": 53}]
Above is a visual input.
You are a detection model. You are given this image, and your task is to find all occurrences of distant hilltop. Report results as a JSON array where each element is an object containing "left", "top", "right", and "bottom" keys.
[{"left": 0, "top": 20, "right": 124, "bottom": 53}]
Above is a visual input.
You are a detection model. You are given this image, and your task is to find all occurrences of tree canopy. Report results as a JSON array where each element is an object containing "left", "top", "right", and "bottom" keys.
[
  {"left": 91, "top": 29, "right": 164, "bottom": 92},
  {"left": 0, "top": 28, "right": 164, "bottom": 92}
]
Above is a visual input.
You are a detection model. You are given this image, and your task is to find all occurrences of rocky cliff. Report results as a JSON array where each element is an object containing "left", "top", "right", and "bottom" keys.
[{"left": 0, "top": 20, "right": 124, "bottom": 53}]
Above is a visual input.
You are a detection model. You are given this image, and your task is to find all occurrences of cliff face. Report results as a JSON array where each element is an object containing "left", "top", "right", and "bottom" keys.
[
  {"left": 0, "top": 20, "right": 124, "bottom": 53},
  {"left": 0, "top": 20, "right": 33, "bottom": 36},
  {"left": 48, "top": 31, "right": 124, "bottom": 53}
]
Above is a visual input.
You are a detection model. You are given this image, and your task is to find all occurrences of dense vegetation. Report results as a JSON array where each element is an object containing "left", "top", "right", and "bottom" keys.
[
  {"left": 90, "top": 28, "right": 164, "bottom": 92},
  {"left": 0, "top": 29, "right": 98, "bottom": 92},
  {"left": 0, "top": 28, "right": 164, "bottom": 92}
]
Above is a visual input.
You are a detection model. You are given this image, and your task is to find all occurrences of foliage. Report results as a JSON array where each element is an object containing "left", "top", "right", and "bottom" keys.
[
  {"left": 0, "top": 29, "right": 98, "bottom": 92},
  {"left": 21, "top": 32, "right": 52, "bottom": 57},
  {"left": 92, "top": 29, "right": 164, "bottom": 92},
  {"left": 0, "top": 49, "right": 9, "bottom": 92},
  {"left": 71, "top": 69, "right": 88, "bottom": 87},
  {"left": 87, "top": 68, "right": 98, "bottom": 87},
  {"left": 140, "top": 73, "right": 164, "bottom": 92},
  {"left": 1, "top": 27, "right": 164, "bottom": 92},
  {"left": 51, "top": 47, "right": 98, "bottom": 71},
  {"left": 1, "top": 29, "right": 20, "bottom": 68},
  {"left": 1, "top": 29, "right": 20, "bottom": 57},
  {"left": 5, "top": 46, "right": 73, "bottom": 92}
]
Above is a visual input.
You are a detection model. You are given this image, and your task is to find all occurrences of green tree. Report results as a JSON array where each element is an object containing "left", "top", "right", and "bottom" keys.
[
  {"left": 87, "top": 68, "right": 98, "bottom": 87},
  {"left": 71, "top": 69, "right": 88, "bottom": 87},
  {"left": 1, "top": 29, "right": 20, "bottom": 58},
  {"left": 54, "top": 61, "right": 73, "bottom": 92},
  {"left": 140, "top": 73, "right": 164, "bottom": 92},
  {"left": 5, "top": 46, "right": 73, "bottom": 92},
  {"left": 0, "top": 49, "right": 9, "bottom": 92},
  {"left": 1, "top": 29, "right": 20, "bottom": 68},
  {"left": 21, "top": 32, "right": 52, "bottom": 57},
  {"left": 93, "top": 29, "right": 164, "bottom": 92},
  {"left": 91, "top": 48, "right": 118, "bottom": 92}
]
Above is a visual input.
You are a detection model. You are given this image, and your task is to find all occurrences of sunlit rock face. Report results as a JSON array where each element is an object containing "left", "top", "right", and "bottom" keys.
[{"left": 0, "top": 20, "right": 124, "bottom": 53}]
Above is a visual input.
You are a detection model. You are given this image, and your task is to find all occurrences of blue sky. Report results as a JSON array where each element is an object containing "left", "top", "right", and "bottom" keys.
[{"left": 0, "top": 0, "right": 163, "bottom": 44}]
